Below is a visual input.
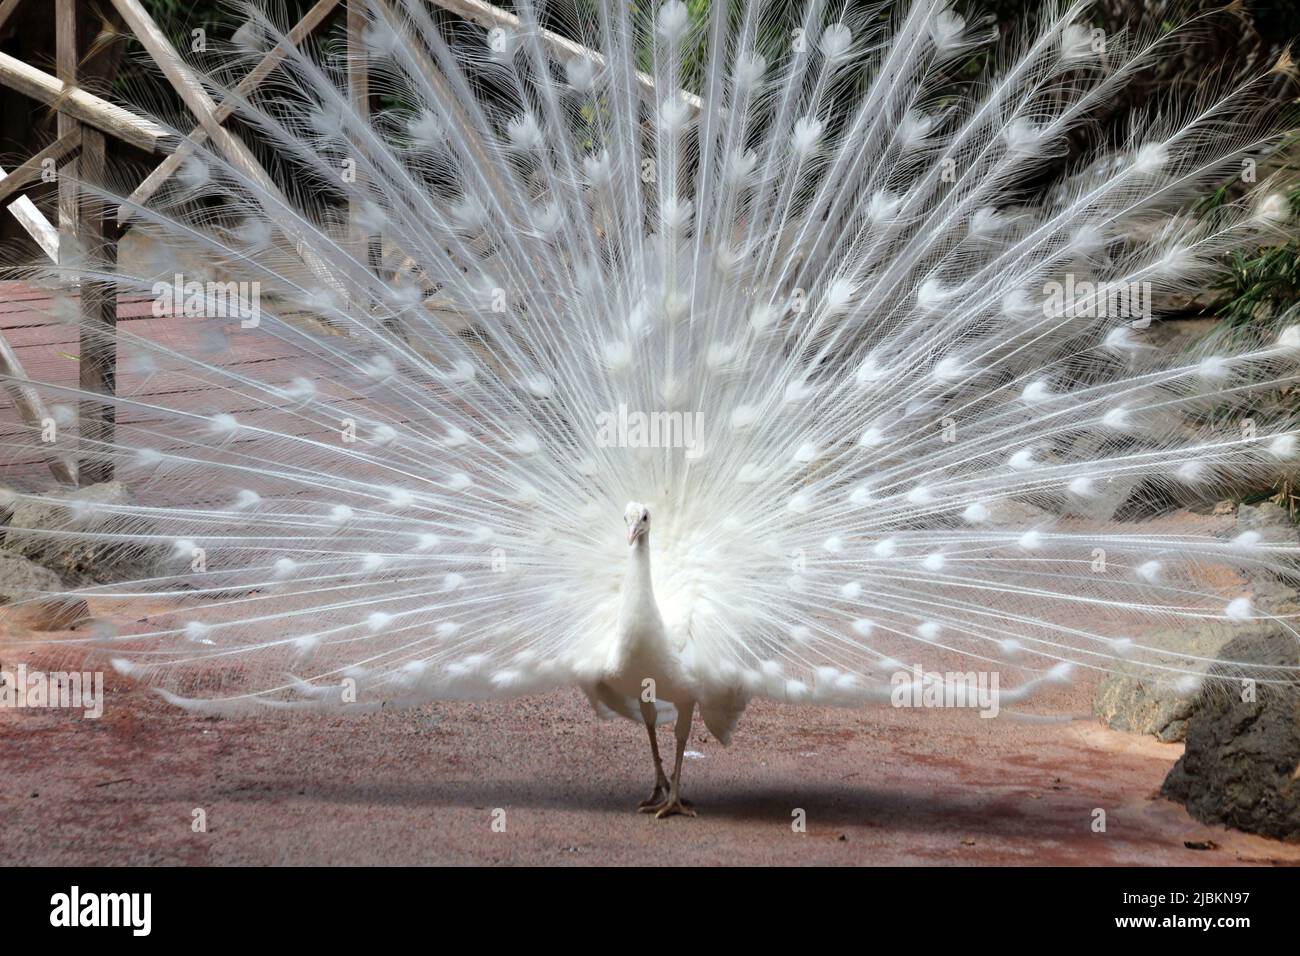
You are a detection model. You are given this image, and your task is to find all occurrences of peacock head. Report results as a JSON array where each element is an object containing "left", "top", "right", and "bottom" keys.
[{"left": 624, "top": 502, "right": 650, "bottom": 545}]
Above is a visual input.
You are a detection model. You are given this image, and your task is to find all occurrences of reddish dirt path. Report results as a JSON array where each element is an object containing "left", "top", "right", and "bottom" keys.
[{"left": 3, "top": 641, "right": 1298, "bottom": 866}]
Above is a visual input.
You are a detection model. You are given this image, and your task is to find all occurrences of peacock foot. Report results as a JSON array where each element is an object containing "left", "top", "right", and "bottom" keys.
[
  {"left": 653, "top": 796, "right": 696, "bottom": 819},
  {"left": 636, "top": 782, "right": 670, "bottom": 812}
]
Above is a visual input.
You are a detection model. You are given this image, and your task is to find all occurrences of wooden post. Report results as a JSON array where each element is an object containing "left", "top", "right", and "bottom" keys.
[
  {"left": 348, "top": 0, "right": 381, "bottom": 275},
  {"left": 57, "top": 0, "right": 117, "bottom": 486}
]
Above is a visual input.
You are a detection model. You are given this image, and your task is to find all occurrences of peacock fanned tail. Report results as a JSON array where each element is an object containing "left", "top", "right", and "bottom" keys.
[{"left": 1, "top": 0, "right": 1298, "bottom": 714}]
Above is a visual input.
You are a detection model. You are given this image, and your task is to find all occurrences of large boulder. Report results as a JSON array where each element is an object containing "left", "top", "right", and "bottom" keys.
[
  {"left": 1094, "top": 589, "right": 1300, "bottom": 742},
  {"left": 1235, "top": 501, "right": 1300, "bottom": 556},
  {"left": 3, "top": 481, "right": 160, "bottom": 586},
  {"left": 1094, "top": 503, "right": 1300, "bottom": 741},
  {"left": 1091, "top": 621, "right": 1280, "bottom": 742},
  {"left": 0, "top": 550, "right": 88, "bottom": 631},
  {"left": 1161, "top": 632, "right": 1300, "bottom": 842},
  {"left": 982, "top": 499, "right": 1057, "bottom": 527}
]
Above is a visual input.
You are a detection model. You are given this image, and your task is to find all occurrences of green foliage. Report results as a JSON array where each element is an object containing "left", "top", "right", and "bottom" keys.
[
  {"left": 139, "top": 0, "right": 246, "bottom": 37},
  {"left": 139, "top": 0, "right": 325, "bottom": 44},
  {"left": 1196, "top": 170, "right": 1300, "bottom": 513},
  {"left": 1200, "top": 161, "right": 1300, "bottom": 326},
  {"left": 1213, "top": 236, "right": 1300, "bottom": 330}
]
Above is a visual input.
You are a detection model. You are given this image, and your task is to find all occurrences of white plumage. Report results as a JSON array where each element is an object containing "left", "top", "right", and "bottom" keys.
[{"left": 2, "top": 0, "right": 1299, "bottom": 815}]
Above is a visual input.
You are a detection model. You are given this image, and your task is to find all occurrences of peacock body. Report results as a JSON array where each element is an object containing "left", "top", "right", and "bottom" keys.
[{"left": 2, "top": 0, "right": 1299, "bottom": 815}]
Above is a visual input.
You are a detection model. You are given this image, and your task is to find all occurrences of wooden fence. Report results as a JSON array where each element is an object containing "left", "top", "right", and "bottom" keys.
[{"left": 0, "top": 0, "right": 629, "bottom": 487}]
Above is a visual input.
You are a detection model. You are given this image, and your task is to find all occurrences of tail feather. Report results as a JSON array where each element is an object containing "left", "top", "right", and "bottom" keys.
[{"left": 0, "top": 0, "right": 1297, "bottom": 712}]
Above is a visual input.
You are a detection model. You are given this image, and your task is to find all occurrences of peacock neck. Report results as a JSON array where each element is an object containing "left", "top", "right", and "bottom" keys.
[
  {"left": 627, "top": 534, "right": 655, "bottom": 594},
  {"left": 621, "top": 533, "right": 661, "bottom": 625}
]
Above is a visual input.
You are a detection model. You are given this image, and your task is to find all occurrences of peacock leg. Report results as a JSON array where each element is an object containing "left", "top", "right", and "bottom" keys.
[
  {"left": 636, "top": 699, "right": 670, "bottom": 811},
  {"left": 655, "top": 700, "right": 697, "bottom": 819}
]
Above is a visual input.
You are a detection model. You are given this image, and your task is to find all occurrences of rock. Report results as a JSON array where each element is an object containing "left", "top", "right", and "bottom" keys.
[
  {"left": 1094, "top": 511, "right": 1300, "bottom": 742},
  {"left": 1162, "top": 632, "right": 1300, "bottom": 842},
  {"left": 1235, "top": 501, "right": 1300, "bottom": 547},
  {"left": 0, "top": 550, "right": 89, "bottom": 631},
  {"left": 1091, "top": 621, "right": 1277, "bottom": 742},
  {"left": 1094, "top": 673, "right": 1196, "bottom": 743},
  {"left": 983, "top": 499, "right": 1056, "bottom": 527},
  {"left": 1143, "top": 316, "right": 1218, "bottom": 348},
  {"left": 1093, "top": 586, "right": 1298, "bottom": 741},
  {"left": 3, "top": 482, "right": 160, "bottom": 586}
]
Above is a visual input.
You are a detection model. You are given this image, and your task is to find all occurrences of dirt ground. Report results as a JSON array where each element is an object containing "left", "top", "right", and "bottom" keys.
[{"left": 3, "top": 639, "right": 1298, "bottom": 867}]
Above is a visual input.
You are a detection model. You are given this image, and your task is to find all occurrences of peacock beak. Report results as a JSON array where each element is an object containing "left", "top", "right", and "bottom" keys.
[{"left": 628, "top": 524, "right": 642, "bottom": 544}]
